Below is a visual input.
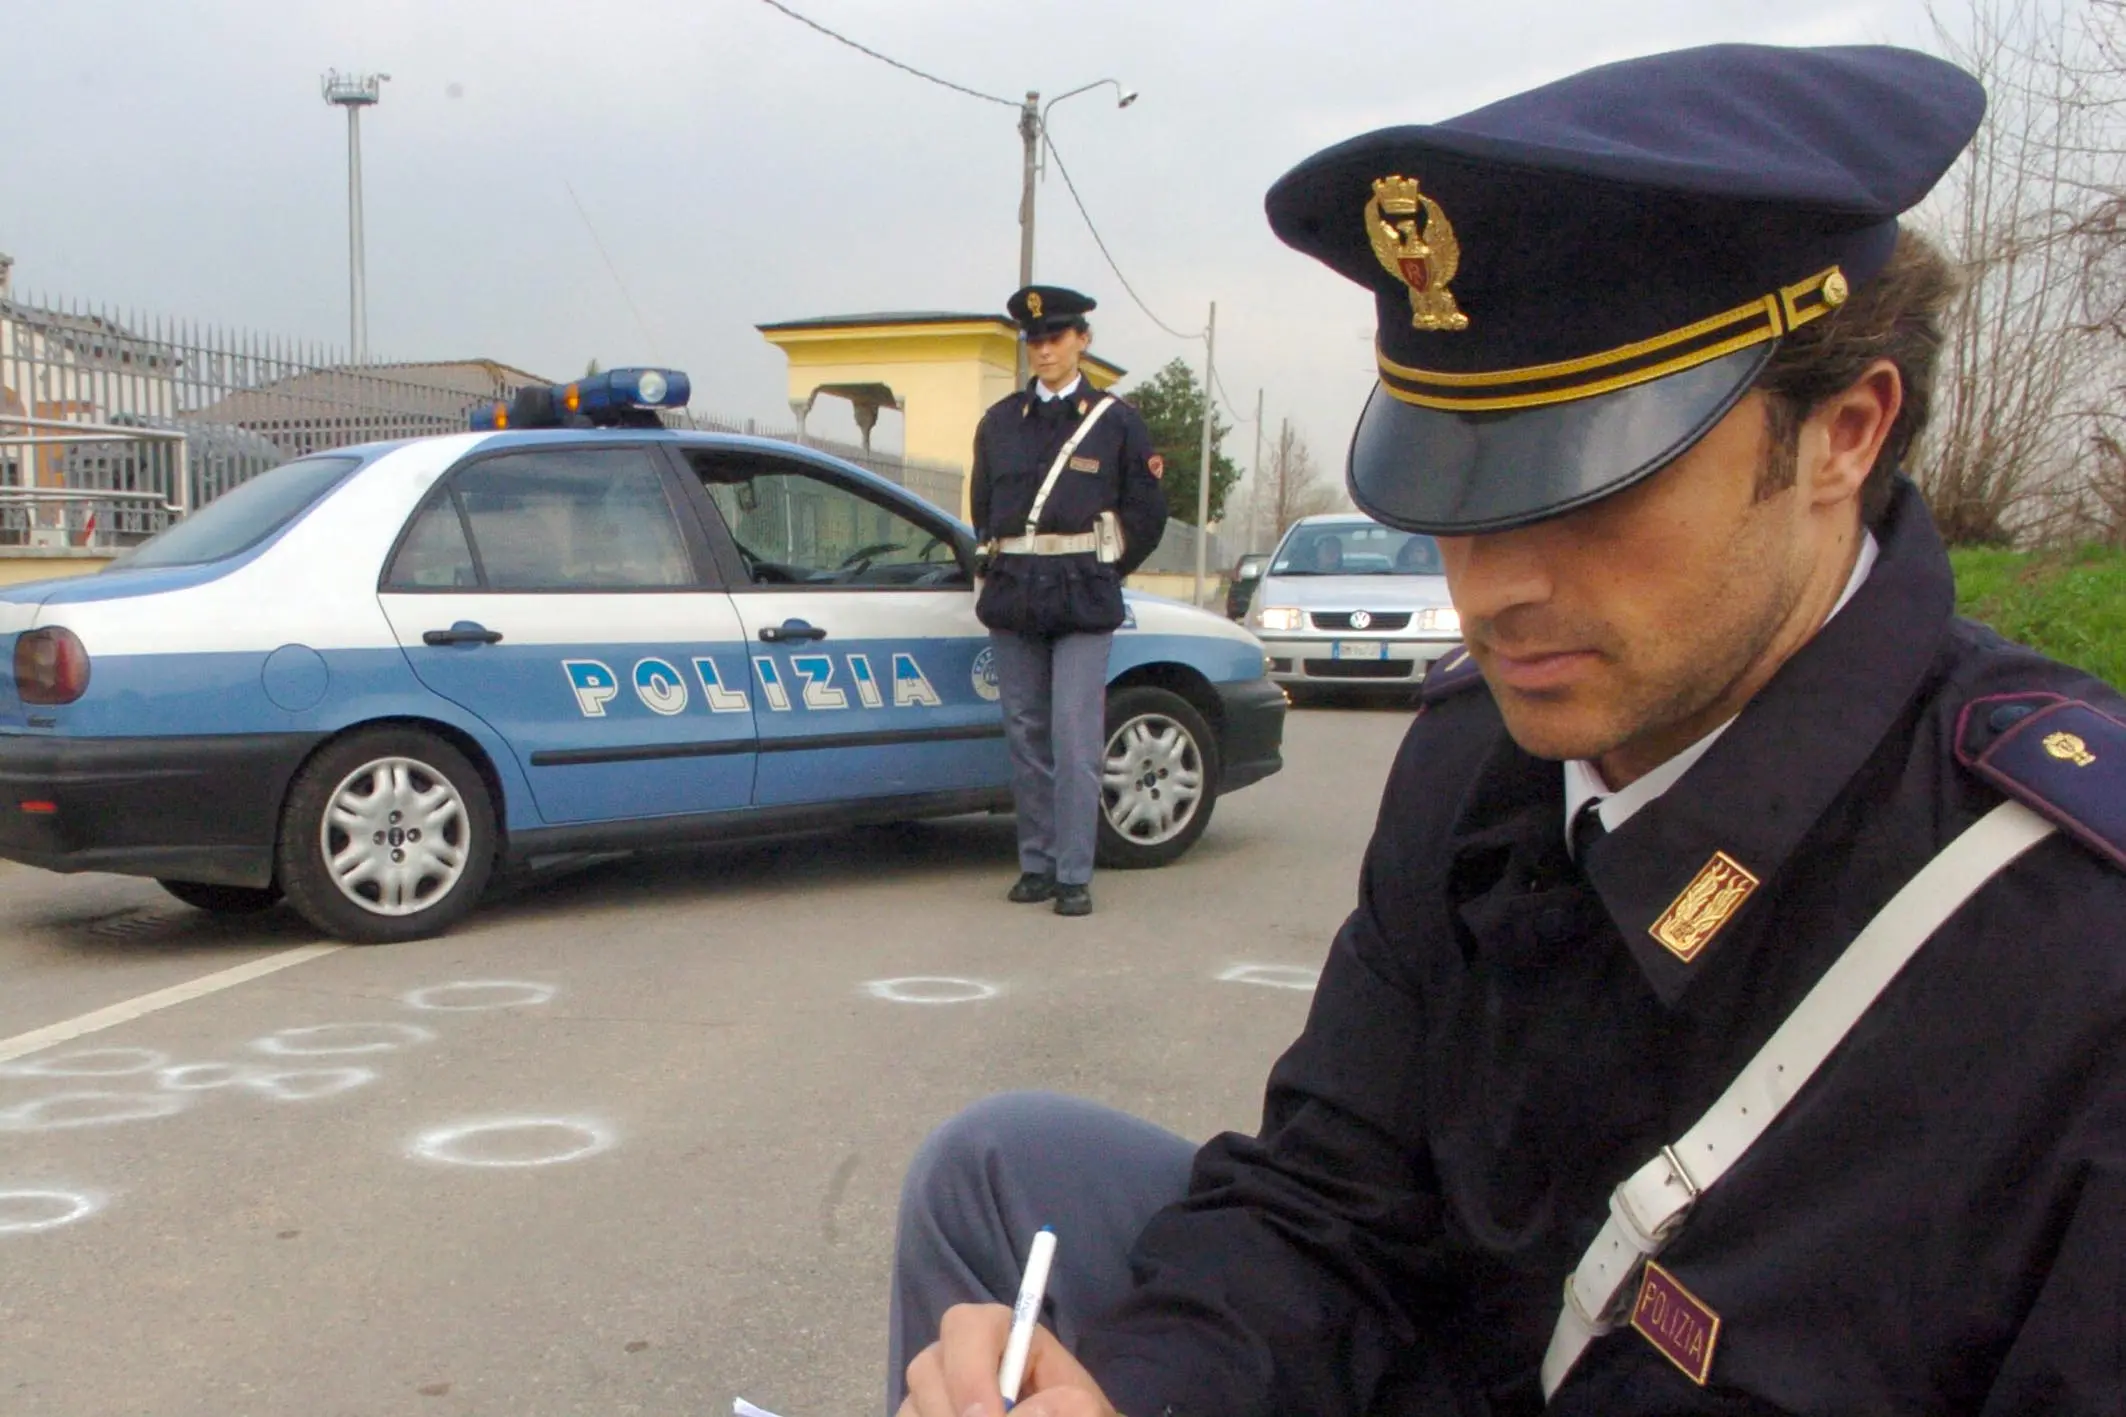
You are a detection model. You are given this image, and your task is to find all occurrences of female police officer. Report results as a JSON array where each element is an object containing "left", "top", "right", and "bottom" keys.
[{"left": 971, "top": 286, "right": 1165, "bottom": 918}]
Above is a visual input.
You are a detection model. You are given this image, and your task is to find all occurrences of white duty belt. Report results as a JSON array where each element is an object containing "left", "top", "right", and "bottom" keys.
[
  {"left": 979, "top": 396, "right": 1122, "bottom": 564},
  {"left": 992, "top": 531, "right": 1100, "bottom": 556},
  {"left": 1540, "top": 797, "right": 2056, "bottom": 1400}
]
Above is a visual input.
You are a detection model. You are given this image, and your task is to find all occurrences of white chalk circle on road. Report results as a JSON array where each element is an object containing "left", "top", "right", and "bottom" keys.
[
  {"left": 251, "top": 1023, "right": 435, "bottom": 1057},
  {"left": 156, "top": 1062, "right": 252, "bottom": 1091},
  {"left": 0, "top": 1091, "right": 189, "bottom": 1132},
  {"left": 863, "top": 977, "right": 1001, "bottom": 1005},
  {"left": 0, "top": 1047, "right": 170, "bottom": 1079},
  {"left": 0, "top": 1189, "right": 102, "bottom": 1235},
  {"left": 242, "top": 1067, "right": 377, "bottom": 1101},
  {"left": 1216, "top": 964, "right": 1321, "bottom": 992},
  {"left": 407, "top": 1117, "right": 616, "bottom": 1169},
  {"left": 401, "top": 981, "right": 558, "bottom": 1012}
]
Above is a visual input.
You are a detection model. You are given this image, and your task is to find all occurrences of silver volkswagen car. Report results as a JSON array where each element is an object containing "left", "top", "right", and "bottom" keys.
[{"left": 1246, "top": 513, "right": 1462, "bottom": 698}]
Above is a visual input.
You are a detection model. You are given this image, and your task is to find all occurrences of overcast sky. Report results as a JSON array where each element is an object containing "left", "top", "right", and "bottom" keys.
[{"left": 2, "top": 0, "right": 1949, "bottom": 473}]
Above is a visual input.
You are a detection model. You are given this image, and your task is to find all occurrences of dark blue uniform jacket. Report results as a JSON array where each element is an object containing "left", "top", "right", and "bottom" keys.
[
  {"left": 970, "top": 382, "right": 1167, "bottom": 580},
  {"left": 1078, "top": 479, "right": 2126, "bottom": 1415}
]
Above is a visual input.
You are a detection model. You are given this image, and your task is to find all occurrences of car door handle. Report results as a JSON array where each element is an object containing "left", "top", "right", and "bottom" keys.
[
  {"left": 423, "top": 623, "right": 504, "bottom": 646},
  {"left": 759, "top": 620, "right": 827, "bottom": 643}
]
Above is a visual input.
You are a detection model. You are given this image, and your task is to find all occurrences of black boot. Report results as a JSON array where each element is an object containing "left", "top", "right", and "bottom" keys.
[
  {"left": 1053, "top": 883, "right": 1092, "bottom": 917},
  {"left": 1008, "top": 871, "right": 1057, "bottom": 904}
]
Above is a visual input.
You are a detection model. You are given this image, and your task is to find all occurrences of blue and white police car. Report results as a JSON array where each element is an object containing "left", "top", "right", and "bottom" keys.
[{"left": 0, "top": 369, "right": 1284, "bottom": 943}]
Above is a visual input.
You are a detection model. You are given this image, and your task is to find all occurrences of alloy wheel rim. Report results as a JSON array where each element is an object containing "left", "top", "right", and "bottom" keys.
[
  {"left": 318, "top": 756, "right": 471, "bottom": 917},
  {"left": 1101, "top": 713, "right": 1205, "bottom": 846}
]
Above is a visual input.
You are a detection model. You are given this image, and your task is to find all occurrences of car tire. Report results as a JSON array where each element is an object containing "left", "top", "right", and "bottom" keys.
[
  {"left": 1096, "top": 686, "right": 1221, "bottom": 870},
  {"left": 275, "top": 728, "right": 497, "bottom": 944},
  {"left": 158, "top": 879, "right": 283, "bottom": 915}
]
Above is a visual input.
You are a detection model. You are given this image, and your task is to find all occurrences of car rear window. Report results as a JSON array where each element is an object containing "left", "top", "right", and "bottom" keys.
[{"left": 113, "top": 455, "right": 362, "bottom": 570}]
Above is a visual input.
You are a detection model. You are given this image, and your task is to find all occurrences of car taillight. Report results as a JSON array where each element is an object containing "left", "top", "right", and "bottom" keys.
[{"left": 15, "top": 627, "right": 91, "bottom": 705}]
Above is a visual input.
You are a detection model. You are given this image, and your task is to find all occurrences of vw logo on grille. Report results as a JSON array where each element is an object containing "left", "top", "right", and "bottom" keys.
[{"left": 1349, "top": 609, "right": 1373, "bottom": 630}]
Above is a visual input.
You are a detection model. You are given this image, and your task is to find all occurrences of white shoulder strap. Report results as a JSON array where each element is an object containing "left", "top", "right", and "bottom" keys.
[
  {"left": 1540, "top": 798, "right": 2057, "bottom": 1399},
  {"left": 1023, "top": 396, "right": 1117, "bottom": 538}
]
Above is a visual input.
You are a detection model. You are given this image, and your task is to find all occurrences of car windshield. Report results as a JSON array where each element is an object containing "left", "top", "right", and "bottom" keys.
[
  {"left": 1270, "top": 525, "right": 1442, "bottom": 576},
  {"left": 112, "top": 455, "right": 361, "bottom": 570}
]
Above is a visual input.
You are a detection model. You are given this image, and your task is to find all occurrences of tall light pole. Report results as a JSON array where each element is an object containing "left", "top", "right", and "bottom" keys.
[
  {"left": 1015, "top": 78, "right": 1137, "bottom": 382},
  {"left": 322, "top": 69, "right": 389, "bottom": 362}
]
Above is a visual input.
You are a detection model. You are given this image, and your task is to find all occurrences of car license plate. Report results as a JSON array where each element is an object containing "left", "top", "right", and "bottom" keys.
[{"left": 1333, "top": 641, "right": 1387, "bottom": 661}]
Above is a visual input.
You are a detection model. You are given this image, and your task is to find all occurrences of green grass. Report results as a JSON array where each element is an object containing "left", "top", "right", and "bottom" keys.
[{"left": 1950, "top": 544, "right": 2126, "bottom": 689}]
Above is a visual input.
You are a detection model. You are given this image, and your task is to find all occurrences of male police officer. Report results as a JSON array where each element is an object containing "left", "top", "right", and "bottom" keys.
[
  {"left": 971, "top": 286, "right": 1165, "bottom": 917},
  {"left": 889, "top": 44, "right": 2126, "bottom": 1414}
]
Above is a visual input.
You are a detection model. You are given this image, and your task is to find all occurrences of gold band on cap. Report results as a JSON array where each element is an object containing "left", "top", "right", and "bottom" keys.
[{"left": 1376, "top": 266, "right": 1848, "bottom": 412}]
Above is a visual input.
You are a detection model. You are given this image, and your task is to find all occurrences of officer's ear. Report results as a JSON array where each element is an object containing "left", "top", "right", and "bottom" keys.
[{"left": 1804, "top": 358, "right": 1901, "bottom": 512}]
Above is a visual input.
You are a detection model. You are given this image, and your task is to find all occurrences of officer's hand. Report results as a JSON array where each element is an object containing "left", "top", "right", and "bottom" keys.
[{"left": 898, "top": 1302, "right": 1118, "bottom": 1417}]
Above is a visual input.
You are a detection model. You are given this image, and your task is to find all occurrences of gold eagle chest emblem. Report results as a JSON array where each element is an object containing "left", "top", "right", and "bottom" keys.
[{"left": 1366, "top": 175, "right": 1469, "bottom": 332}]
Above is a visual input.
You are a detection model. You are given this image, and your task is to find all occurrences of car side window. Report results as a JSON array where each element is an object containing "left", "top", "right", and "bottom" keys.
[
  {"left": 439, "top": 447, "right": 694, "bottom": 591},
  {"left": 684, "top": 452, "right": 965, "bottom": 590},
  {"left": 384, "top": 494, "right": 479, "bottom": 589}
]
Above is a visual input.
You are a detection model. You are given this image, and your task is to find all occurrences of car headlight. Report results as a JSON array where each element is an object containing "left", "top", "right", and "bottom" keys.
[
  {"left": 1254, "top": 606, "right": 1305, "bottom": 632},
  {"left": 1418, "top": 606, "right": 1462, "bottom": 633}
]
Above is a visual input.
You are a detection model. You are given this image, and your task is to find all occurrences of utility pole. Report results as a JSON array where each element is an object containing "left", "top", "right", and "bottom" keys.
[
  {"left": 322, "top": 70, "right": 388, "bottom": 362},
  {"left": 1013, "top": 82, "right": 1136, "bottom": 386},
  {"left": 1277, "top": 415, "right": 1290, "bottom": 538},
  {"left": 1192, "top": 301, "right": 1217, "bottom": 607},
  {"left": 1246, "top": 386, "right": 1265, "bottom": 552},
  {"left": 1016, "top": 91, "right": 1040, "bottom": 386}
]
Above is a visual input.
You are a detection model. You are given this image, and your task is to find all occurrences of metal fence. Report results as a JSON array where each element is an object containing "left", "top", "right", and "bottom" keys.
[
  {"left": 0, "top": 290, "right": 965, "bottom": 552},
  {"left": 667, "top": 408, "right": 967, "bottom": 517},
  {"left": 1135, "top": 516, "right": 1240, "bottom": 580}
]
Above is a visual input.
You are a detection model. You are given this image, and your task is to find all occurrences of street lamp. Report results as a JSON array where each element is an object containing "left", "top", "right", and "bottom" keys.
[
  {"left": 1015, "top": 78, "right": 1135, "bottom": 380},
  {"left": 322, "top": 69, "right": 390, "bottom": 362}
]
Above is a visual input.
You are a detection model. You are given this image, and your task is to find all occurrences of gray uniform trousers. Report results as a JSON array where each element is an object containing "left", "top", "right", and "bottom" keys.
[
  {"left": 989, "top": 630, "right": 1114, "bottom": 886},
  {"left": 886, "top": 1092, "right": 1192, "bottom": 1414}
]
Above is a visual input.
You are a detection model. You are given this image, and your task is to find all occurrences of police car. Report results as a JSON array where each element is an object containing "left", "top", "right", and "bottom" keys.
[{"left": 0, "top": 369, "right": 1285, "bottom": 943}]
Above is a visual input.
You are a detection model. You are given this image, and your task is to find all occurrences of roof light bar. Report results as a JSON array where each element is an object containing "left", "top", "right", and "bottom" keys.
[{"left": 468, "top": 367, "right": 690, "bottom": 430}]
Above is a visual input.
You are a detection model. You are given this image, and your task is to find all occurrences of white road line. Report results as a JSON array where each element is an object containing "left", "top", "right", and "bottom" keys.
[{"left": 0, "top": 945, "right": 344, "bottom": 1066}]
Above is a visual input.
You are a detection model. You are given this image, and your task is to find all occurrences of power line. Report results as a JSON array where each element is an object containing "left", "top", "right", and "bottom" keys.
[
  {"left": 753, "top": 1, "right": 1221, "bottom": 397},
  {"left": 563, "top": 179, "right": 662, "bottom": 362},
  {"left": 1041, "top": 130, "right": 1202, "bottom": 343},
  {"left": 755, "top": 0, "right": 1017, "bottom": 108},
  {"left": 1211, "top": 364, "right": 1253, "bottom": 424}
]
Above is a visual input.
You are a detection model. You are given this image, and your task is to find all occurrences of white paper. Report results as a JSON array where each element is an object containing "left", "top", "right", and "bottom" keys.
[{"left": 734, "top": 1400, "right": 788, "bottom": 1417}]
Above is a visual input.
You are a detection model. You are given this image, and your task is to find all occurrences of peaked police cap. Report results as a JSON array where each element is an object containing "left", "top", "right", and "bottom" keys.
[
  {"left": 1265, "top": 44, "right": 1986, "bottom": 534},
  {"left": 1007, "top": 285, "right": 1096, "bottom": 338}
]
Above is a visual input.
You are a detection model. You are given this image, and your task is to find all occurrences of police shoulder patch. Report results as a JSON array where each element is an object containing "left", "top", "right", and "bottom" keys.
[
  {"left": 1419, "top": 646, "right": 1486, "bottom": 704},
  {"left": 1955, "top": 692, "right": 2126, "bottom": 871}
]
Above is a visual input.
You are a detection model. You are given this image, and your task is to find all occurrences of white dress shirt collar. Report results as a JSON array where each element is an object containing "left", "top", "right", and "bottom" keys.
[{"left": 1034, "top": 374, "right": 1084, "bottom": 403}]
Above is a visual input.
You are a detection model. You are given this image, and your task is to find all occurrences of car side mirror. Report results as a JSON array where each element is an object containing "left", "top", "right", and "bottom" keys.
[{"left": 734, "top": 483, "right": 760, "bottom": 514}]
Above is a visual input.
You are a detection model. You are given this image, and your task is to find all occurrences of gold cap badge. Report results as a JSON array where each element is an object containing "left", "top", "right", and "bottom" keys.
[
  {"left": 1026, "top": 291, "right": 1044, "bottom": 319},
  {"left": 1650, "top": 852, "right": 1760, "bottom": 962},
  {"left": 1366, "top": 176, "right": 1469, "bottom": 332},
  {"left": 2044, "top": 731, "right": 2096, "bottom": 766}
]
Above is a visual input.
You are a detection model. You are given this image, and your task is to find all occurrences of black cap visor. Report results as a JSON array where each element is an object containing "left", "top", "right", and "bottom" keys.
[
  {"left": 1022, "top": 317, "right": 1090, "bottom": 339},
  {"left": 1347, "top": 342, "right": 1773, "bottom": 534}
]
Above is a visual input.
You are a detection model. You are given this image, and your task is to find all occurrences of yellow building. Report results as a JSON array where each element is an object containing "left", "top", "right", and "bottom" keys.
[{"left": 757, "top": 311, "right": 1124, "bottom": 520}]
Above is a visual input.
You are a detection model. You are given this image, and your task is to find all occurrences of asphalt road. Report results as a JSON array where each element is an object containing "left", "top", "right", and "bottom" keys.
[{"left": 0, "top": 705, "right": 1413, "bottom": 1417}]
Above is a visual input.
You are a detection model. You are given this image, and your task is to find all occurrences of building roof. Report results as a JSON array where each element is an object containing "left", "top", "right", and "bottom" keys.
[
  {"left": 189, "top": 358, "right": 553, "bottom": 432},
  {"left": 756, "top": 311, "right": 1003, "bottom": 333}
]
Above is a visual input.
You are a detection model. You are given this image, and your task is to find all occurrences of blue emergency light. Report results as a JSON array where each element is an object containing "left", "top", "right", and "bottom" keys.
[{"left": 468, "top": 367, "right": 691, "bottom": 430}]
